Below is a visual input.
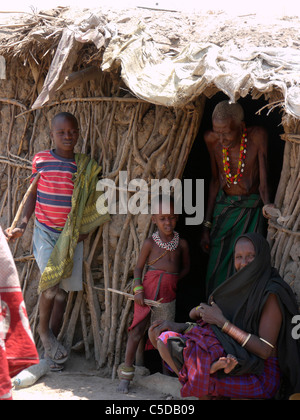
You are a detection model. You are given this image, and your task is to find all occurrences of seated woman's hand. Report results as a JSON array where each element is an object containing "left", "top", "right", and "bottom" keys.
[{"left": 198, "top": 302, "right": 227, "bottom": 328}]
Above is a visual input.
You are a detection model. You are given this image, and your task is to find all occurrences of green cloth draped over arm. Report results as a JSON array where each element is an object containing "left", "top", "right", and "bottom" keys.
[{"left": 38, "top": 153, "right": 110, "bottom": 293}]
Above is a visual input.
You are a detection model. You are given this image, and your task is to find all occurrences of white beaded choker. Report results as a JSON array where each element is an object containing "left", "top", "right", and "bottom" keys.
[{"left": 152, "top": 231, "right": 179, "bottom": 251}]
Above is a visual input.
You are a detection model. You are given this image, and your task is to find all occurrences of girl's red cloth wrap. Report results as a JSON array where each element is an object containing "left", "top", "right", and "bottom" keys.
[{"left": 129, "top": 269, "right": 178, "bottom": 331}]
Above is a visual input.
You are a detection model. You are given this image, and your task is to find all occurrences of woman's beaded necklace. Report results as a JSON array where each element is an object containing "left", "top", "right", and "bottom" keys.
[
  {"left": 222, "top": 129, "right": 247, "bottom": 186},
  {"left": 152, "top": 231, "right": 179, "bottom": 251}
]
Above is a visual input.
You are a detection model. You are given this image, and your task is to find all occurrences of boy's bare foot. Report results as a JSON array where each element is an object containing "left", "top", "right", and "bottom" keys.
[
  {"left": 117, "top": 379, "right": 130, "bottom": 394},
  {"left": 39, "top": 328, "right": 68, "bottom": 364},
  {"left": 210, "top": 354, "right": 238, "bottom": 374}
]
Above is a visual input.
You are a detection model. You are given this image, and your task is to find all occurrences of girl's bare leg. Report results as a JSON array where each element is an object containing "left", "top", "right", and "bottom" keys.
[{"left": 117, "top": 315, "right": 150, "bottom": 394}]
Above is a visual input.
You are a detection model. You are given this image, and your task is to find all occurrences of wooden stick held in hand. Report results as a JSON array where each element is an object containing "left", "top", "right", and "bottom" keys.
[
  {"left": 7, "top": 172, "right": 40, "bottom": 239},
  {"left": 93, "top": 286, "right": 163, "bottom": 307}
]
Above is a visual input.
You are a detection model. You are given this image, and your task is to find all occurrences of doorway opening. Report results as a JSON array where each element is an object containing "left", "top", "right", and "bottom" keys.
[{"left": 175, "top": 92, "right": 285, "bottom": 322}]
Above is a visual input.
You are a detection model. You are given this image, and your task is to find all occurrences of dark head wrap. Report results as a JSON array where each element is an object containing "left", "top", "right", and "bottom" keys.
[{"left": 209, "top": 233, "right": 300, "bottom": 398}]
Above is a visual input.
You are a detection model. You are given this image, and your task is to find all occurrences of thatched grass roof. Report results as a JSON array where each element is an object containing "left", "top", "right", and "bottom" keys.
[{"left": 1, "top": 7, "right": 300, "bottom": 115}]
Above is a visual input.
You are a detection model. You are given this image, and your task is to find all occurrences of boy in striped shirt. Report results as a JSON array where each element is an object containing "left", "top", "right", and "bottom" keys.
[{"left": 6, "top": 112, "right": 110, "bottom": 369}]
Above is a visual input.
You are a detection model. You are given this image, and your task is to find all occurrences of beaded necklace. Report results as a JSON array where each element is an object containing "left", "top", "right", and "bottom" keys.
[
  {"left": 222, "top": 129, "right": 247, "bottom": 185},
  {"left": 152, "top": 231, "right": 179, "bottom": 251}
]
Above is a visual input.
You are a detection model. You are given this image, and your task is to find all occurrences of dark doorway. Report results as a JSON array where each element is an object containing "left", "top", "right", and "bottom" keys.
[{"left": 175, "top": 92, "right": 285, "bottom": 322}]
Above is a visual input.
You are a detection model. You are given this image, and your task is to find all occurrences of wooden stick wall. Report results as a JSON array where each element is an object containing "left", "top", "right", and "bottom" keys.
[{"left": 0, "top": 61, "right": 205, "bottom": 371}]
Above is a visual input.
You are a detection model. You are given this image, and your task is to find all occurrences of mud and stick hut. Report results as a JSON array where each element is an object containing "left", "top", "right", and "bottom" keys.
[{"left": 0, "top": 7, "right": 299, "bottom": 375}]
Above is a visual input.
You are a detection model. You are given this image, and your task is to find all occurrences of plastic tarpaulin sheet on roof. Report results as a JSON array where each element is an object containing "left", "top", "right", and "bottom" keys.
[
  {"left": 102, "top": 25, "right": 300, "bottom": 117},
  {"left": 32, "top": 14, "right": 300, "bottom": 118},
  {"left": 32, "top": 13, "right": 117, "bottom": 110}
]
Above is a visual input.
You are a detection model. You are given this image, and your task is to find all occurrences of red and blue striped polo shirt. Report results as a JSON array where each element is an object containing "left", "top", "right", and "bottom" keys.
[{"left": 31, "top": 150, "right": 77, "bottom": 232}]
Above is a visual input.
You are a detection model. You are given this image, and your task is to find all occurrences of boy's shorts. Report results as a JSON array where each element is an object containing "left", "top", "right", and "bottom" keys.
[{"left": 33, "top": 219, "right": 83, "bottom": 292}]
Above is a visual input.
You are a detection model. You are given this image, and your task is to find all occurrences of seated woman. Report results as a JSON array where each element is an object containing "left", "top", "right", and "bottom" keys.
[{"left": 149, "top": 233, "right": 300, "bottom": 400}]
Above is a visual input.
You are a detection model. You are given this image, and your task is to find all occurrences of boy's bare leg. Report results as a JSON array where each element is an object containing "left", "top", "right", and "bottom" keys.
[
  {"left": 117, "top": 316, "right": 149, "bottom": 394},
  {"left": 38, "top": 285, "right": 68, "bottom": 362},
  {"left": 210, "top": 354, "right": 238, "bottom": 375},
  {"left": 50, "top": 288, "right": 67, "bottom": 337}
]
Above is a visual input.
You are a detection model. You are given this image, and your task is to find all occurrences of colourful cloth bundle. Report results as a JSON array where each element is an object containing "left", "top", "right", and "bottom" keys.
[{"left": 0, "top": 227, "right": 39, "bottom": 400}]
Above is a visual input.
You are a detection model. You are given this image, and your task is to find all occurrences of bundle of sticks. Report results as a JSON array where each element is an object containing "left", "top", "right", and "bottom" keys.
[{"left": 93, "top": 286, "right": 163, "bottom": 307}]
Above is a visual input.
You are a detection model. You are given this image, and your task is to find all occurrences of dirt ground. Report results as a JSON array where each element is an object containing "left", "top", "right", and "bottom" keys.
[{"left": 12, "top": 353, "right": 182, "bottom": 401}]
